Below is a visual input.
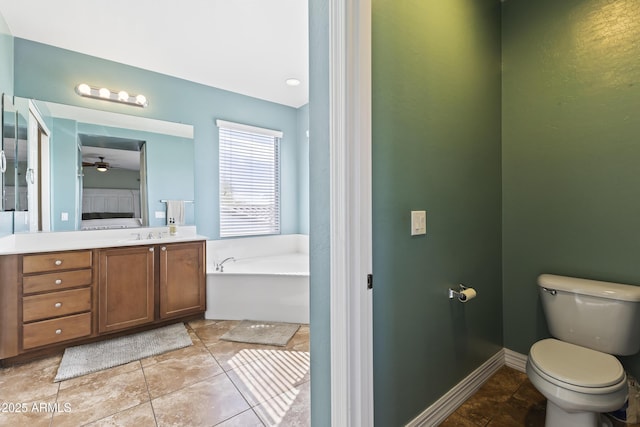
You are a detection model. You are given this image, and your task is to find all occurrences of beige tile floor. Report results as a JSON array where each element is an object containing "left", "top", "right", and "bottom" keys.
[
  {"left": 441, "top": 366, "right": 640, "bottom": 427},
  {"left": 7, "top": 329, "right": 638, "bottom": 427},
  {"left": 0, "top": 320, "right": 310, "bottom": 427}
]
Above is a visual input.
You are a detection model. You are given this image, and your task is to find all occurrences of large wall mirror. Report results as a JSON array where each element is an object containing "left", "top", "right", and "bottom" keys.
[
  {"left": 2, "top": 96, "right": 195, "bottom": 233},
  {"left": 80, "top": 136, "right": 145, "bottom": 231}
]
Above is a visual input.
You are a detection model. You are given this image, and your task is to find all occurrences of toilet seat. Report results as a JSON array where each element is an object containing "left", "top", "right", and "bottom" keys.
[{"left": 529, "top": 339, "right": 626, "bottom": 393}]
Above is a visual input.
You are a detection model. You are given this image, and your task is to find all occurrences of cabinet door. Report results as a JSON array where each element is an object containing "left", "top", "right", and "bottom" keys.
[
  {"left": 98, "top": 246, "right": 155, "bottom": 333},
  {"left": 0, "top": 255, "right": 19, "bottom": 359},
  {"left": 159, "top": 241, "right": 205, "bottom": 319}
]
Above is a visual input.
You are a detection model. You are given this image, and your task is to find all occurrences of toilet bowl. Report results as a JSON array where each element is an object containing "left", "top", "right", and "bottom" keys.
[
  {"left": 527, "top": 274, "right": 640, "bottom": 427},
  {"left": 527, "top": 339, "right": 627, "bottom": 427}
]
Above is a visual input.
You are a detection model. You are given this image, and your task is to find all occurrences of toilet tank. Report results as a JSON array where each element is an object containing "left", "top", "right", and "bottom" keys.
[{"left": 538, "top": 274, "right": 640, "bottom": 356}]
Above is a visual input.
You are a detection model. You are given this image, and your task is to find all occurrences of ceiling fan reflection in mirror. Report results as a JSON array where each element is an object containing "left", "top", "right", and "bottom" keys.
[{"left": 82, "top": 156, "right": 110, "bottom": 172}]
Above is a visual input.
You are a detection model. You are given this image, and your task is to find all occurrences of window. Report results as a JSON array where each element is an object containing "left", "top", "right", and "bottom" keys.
[{"left": 217, "top": 120, "right": 282, "bottom": 237}]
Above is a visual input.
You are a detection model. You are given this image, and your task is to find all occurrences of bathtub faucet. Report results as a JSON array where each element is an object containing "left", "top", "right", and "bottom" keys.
[{"left": 216, "top": 257, "right": 236, "bottom": 272}]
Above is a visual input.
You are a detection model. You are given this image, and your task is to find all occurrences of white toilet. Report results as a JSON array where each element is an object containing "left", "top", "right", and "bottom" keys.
[{"left": 527, "top": 274, "right": 640, "bottom": 427}]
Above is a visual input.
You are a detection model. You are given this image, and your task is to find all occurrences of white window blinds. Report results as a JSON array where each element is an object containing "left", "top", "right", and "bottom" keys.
[{"left": 217, "top": 120, "right": 282, "bottom": 237}]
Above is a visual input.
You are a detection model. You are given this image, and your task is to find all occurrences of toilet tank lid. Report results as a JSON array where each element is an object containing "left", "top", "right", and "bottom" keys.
[{"left": 538, "top": 274, "right": 640, "bottom": 302}]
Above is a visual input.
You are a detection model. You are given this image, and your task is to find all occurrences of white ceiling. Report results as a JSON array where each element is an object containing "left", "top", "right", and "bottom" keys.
[{"left": 0, "top": 0, "right": 309, "bottom": 108}]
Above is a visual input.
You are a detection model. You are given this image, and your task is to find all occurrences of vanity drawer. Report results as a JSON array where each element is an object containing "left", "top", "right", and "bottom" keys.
[
  {"left": 23, "top": 269, "right": 93, "bottom": 294},
  {"left": 23, "top": 288, "right": 92, "bottom": 323},
  {"left": 23, "top": 251, "right": 92, "bottom": 274},
  {"left": 22, "top": 312, "right": 92, "bottom": 350}
]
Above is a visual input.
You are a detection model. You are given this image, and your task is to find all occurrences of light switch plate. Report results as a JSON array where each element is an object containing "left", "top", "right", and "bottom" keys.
[
  {"left": 155, "top": 211, "right": 166, "bottom": 219},
  {"left": 61, "top": 212, "right": 69, "bottom": 221},
  {"left": 411, "top": 210, "right": 427, "bottom": 236}
]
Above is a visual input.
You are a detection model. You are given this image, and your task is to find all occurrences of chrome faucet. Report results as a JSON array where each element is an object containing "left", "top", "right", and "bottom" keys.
[
  {"left": 216, "top": 257, "right": 236, "bottom": 272},
  {"left": 147, "top": 232, "right": 155, "bottom": 239}
]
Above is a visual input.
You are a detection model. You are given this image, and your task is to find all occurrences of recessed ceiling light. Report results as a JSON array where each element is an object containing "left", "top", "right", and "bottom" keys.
[{"left": 285, "top": 78, "right": 301, "bottom": 86}]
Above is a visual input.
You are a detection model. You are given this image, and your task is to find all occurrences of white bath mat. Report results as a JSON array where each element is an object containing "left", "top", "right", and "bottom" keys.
[
  {"left": 221, "top": 320, "right": 300, "bottom": 347},
  {"left": 54, "top": 323, "right": 192, "bottom": 382}
]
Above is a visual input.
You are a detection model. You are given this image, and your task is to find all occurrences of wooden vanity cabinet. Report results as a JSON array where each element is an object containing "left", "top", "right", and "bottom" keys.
[
  {"left": 21, "top": 250, "right": 94, "bottom": 350},
  {"left": 97, "top": 240, "right": 206, "bottom": 330},
  {"left": 98, "top": 246, "right": 155, "bottom": 333},
  {"left": 159, "top": 241, "right": 206, "bottom": 319},
  {"left": 0, "top": 239, "right": 206, "bottom": 363}
]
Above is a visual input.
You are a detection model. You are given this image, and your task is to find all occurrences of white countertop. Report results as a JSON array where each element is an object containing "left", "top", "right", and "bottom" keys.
[{"left": 0, "top": 226, "right": 207, "bottom": 255}]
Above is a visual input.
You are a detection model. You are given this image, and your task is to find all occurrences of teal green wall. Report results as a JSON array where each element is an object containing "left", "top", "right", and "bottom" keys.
[
  {"left": 0, "top": 10, "right": 13, "bottom": 235},
  {"left": 372, "top": 0, "right": 502, "bottom": 424},
  {"left": 502, "top": 0, "right": 640, "bottom": 377},
  {"left": 13, "top": 38, "right": 307, "bottom": 238}
]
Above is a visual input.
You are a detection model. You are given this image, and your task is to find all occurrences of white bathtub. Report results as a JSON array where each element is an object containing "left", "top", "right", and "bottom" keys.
[{"left": 205, "top": 234, "right": 309, "bottom": 324}]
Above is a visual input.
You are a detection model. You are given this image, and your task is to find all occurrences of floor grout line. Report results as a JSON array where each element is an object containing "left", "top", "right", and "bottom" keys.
[{"left": 140, "top": 360, "right": 160, "bottom": 427}]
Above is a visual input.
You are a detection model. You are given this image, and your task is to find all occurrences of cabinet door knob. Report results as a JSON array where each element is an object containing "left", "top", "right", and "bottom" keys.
[
  {"left": 55, "top": 279, "right": 62, "bottom": 285},
  {"left": 149, "top": 247, "right": 154, "bottom": 252},
  {"left": 54, "top": 302, "right": 62, "bottom": 308},
  {"left": 161, "top": 246, "right": 166, "bottom": 251},
  {"left": 54, "top": 260, "right": 63, "bottom": 266},
  {"left": 55, "top": 329, "right": 62, "bottom": 335}
]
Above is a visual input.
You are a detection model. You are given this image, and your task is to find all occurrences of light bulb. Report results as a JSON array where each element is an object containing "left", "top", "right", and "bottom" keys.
[
  {"left": 77, "top": 83, "right": 91, "bottom": 95},
  {"left": 285, "top": 78, "right": 301, "bottom": 86},
  {"left": 99, "top": 88, "right": 111, "bottom": 98},
  {"left": 118, "top": 91, "right": 129, "bottom": 102},
  {"left": 135, "top": 94, "right": 147, "bottom": 106}
]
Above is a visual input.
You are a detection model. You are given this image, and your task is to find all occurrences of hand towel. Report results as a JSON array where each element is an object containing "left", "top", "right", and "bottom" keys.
[{"left": 165, "top": 200, "right": 185, "bottom": 225}]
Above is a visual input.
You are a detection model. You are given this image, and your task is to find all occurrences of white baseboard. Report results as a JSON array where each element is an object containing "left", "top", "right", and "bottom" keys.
[
  {"left": 406, "top": 348, "right": 528, "bottom": 426},
  {"left": 504, "top": 348, "right": 528, "bottom": 373},
  {"left": 406, "top": 349, "right": 505, "bottom": 427}
]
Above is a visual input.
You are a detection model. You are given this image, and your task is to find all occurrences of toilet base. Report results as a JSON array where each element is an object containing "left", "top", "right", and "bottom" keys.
[{"left": 546, "top": 401, "right": 613, "bottom": 427}]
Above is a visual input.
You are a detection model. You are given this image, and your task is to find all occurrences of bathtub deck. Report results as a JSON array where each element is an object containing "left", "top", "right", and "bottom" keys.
[{"left": 210, "top": 253, "right": 308, "bottom": 276}]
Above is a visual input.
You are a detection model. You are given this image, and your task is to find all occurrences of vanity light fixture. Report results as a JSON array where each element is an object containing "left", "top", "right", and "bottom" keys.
[{"left": 75, "top": 84, "right": 148, "bottom": 108}]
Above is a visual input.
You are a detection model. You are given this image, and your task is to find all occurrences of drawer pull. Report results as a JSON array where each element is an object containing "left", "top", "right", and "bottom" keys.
[
  {"left": 149, "top": 247, "right": 154, "bottom": 252},
  {"left": 161, "top": 246, "right": 166, "bottom": 251},
  {"left": 55, "top": 260, "right": 63, "bottom": 266},
  {"left": 55, "top": 329, "right": 62, "bottom": 335},
  {"left": 54, "top": 302, "right": 62, "bottom": 308},
  {"left": 55, "top": 279, "right": 62, "bottom": 285}
]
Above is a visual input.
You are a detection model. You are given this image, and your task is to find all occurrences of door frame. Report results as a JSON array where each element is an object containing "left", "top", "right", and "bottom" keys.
[
  {"left": 27, "top": 100, "right": 51, "bottom": 232},
  {"left": 329, "top": 0, "right": 373, "bottom": 424}
]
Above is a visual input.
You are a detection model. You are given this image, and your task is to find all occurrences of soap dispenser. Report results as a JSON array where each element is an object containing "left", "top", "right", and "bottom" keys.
[{"left": 169, "top": 218, "right": 177, "bottom": 236}]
